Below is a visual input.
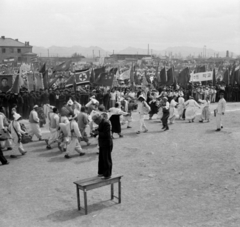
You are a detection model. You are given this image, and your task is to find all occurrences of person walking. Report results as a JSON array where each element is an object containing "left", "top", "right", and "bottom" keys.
[
  {"left": 215, "top": 92, "right": 226, "bottom": 131},
  {"left": 161, "top": 97, "right": 170, "bottom": 131},
  {"left": 11, "top": 113, "right": 27, "bottom": 156},
  {"left": 46, "top": 107, "right": 60, "bottom": 149},
  {"left": 64, "top": 113, "right": 85, "bottom": 159},
  {"left": 77, "top": 106, "right": 90, "bottom": 146},
  {"left": 29, "top": 105, "right": 42, "bottom": 141}
]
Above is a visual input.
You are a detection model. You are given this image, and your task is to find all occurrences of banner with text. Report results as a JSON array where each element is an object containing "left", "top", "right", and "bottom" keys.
[{"left": 190, "top": 71, "right": 213, "bottom": 82}]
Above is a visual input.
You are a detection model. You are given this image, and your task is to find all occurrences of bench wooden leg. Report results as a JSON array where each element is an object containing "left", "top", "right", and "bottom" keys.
[
  {"left": 76, "top": 186, "right": 80, "bottom": 210},
  {"left": 84, "top": 189, "right": 88, "bottom": 215},
  {"left": 118, "top": 180, "right": 121, "bottom": 203},
  {"left": 111, "top": 184, "right": 114, "bottom": 200}
]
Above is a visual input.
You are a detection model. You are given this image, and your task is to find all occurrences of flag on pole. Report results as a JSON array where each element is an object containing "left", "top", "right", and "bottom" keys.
[
  {"left": 160, "top": 67, "right": 167, "bottom": 85},
  {"left": 39, "top": 63, "right": 49, "bottom": 89},
  {"left": 53, "top": 61, "right": 71, "bottom": 72},
  {"left": 8, "top": 74, "right": 24, "bottom": 93}
]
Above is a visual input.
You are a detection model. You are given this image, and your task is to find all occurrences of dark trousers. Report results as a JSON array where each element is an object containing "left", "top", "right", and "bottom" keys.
[
  {"left": 0, "top": 148, "right": 8, "bottom": 164},
  {"left": 161, "top": 111, "right": 169, "bottom": 129},
  {"left": 98, "top": 144, "right": 113, "bottom": 177}
]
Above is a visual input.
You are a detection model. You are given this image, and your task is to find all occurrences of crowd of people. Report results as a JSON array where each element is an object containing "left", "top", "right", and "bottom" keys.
[{"left": 0, "top": 82, "right": 227, "bottom": 181}]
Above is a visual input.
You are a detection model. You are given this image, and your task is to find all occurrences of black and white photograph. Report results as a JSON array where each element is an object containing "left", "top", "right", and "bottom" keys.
[{"left": 0, "top": 0, "right": 240, "bottom": 226}]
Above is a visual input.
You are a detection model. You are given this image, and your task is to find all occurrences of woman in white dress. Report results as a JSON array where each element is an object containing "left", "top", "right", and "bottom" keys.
[
  {"left": 199, "top": 96, "right": 211, "bottom": 122},
  {"left": 184, "top": 96, "right": 200, "bottom": 123},
  {"left": 168, "top": 96, "right": 178, "bottom": 124}
]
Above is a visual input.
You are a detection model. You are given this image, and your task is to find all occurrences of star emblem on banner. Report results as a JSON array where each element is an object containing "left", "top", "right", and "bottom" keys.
[{"left": 78, "top": 73, "right": 87, "bottom": 81}]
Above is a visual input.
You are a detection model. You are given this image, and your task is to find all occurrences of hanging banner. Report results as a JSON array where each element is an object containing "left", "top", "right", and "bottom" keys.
[
  {"left": 190, "top": 71, "right": 213, "bottom": 82},
  {"left": 0, "top": 75, "right": 13, "bottom": 92}
]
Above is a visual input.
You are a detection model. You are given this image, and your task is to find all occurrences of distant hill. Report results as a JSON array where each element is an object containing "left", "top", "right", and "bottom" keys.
[
  {"left": 33, "top": 45, "right": 235, "bottom": 58},
  {"left": 33, "top": 45, "right": 109, "bottom": 58}
]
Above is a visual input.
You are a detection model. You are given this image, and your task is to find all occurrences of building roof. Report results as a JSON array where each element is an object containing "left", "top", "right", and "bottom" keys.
[{"left": 0, "top": 37, "right": 32, "bottom": 47}]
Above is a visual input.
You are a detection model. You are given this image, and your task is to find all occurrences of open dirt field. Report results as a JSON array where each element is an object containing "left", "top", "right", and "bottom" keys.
[{"left": 1, "top": 103, "right": 240, "bottom": 227}]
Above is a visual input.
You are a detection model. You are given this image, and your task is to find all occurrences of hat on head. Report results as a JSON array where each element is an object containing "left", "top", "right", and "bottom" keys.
[
  {"left": 13, "top": 113, "right": 22, "bottom": 121},
  {"left": 33, "top": 105, "right": 38, "bottom": 109},
  {"left": 163, "top": 97, "right": 168, "bottom": 101},
  {"left": 138, "top": 95, "right": 146, "bottom": 101},
  {"left": 67, "top": 99, "right": 73, "bottom": 106}
]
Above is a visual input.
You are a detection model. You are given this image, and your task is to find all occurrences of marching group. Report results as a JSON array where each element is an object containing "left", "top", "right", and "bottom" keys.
[{"left": 0, "top": 85, "right": 227, "bottom": 180}]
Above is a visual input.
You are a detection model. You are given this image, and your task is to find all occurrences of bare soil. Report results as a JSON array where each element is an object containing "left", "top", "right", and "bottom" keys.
[{"left": 1, "top": 103, "right": 240, "bottom": 227}]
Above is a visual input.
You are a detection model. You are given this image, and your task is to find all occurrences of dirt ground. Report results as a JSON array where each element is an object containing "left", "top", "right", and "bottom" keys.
[{"left": 1, "top": 103, "right": 240, "bottom": 227}]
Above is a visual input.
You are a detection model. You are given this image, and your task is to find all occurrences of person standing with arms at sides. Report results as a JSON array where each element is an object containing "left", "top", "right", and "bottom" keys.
[
  {"left": 215, "top": 92, "right": 226, "bottom": 131},
  {"left": 92, "top": 112, "right": 113, "bottom": 179},
  {"left": 136, "top": 95, "right": 151, "bottom": 134},
  {"left": 29, "top": 105, "right": 42, "bottom": 141},
  {"left": 178, "top": 94, "right": 185, "bottom": 120},
  {"left": 161, "top": 97, "right": 170, "bottom": 131},
  {"left": 110, "top": 88, "right": 116, "bottom": 108}
]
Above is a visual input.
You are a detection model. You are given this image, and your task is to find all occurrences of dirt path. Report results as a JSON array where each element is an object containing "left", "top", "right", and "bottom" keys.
[{"left": 1, "top": 103, "right": 240, "bottom": 227}]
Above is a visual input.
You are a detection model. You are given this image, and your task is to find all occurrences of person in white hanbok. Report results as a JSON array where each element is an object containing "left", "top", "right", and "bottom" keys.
[
  {"left": 168, "top": 96, "right": 178, "bottom": 124},
  {"left": 64, "top": 113, "right": 85, "bottom": 159},
  {"left": 177, "top": 95, "right": 185, "bottom": 120},
  {"left": 184, "top": 96, "right": 200, "bottom": 123},
  {"left": 199, "top": 96, "right": 211, "bottom": 122}
]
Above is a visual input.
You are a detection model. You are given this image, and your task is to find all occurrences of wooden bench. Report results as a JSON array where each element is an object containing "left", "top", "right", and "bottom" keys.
[{"left": 73, "top": 175, "right": 123, "bottom": 215}]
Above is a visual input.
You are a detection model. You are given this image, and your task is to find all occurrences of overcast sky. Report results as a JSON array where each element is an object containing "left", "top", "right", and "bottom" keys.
[{"left": 1, "top": 0, "right": 240, "bottom": 53}]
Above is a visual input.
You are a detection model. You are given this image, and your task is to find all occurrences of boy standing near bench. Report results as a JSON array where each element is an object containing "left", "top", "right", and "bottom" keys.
[{"left": 92, "top": 112, "right": 113, "bottom": 179}]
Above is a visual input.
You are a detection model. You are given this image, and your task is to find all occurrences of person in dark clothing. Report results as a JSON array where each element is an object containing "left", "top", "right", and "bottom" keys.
[
  {"left": 161, "top": 97, "right": 170, "bottom": 131},
  {"left": 92, "top": 113, "right": 113, "bottom": 179},
  {"left": 0, "top": 145, "right": 9, "bottom": 165},
  {"left": 103, "top": 90, "right": 110, "bottom": 110},
  {"left": 49, "top": 89, "right": 56, "bottom": 106},
  {"left": 22, "top": 92, "right": 29, "bottom": 119}
]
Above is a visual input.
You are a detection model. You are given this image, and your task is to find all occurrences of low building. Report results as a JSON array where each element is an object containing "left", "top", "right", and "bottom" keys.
[
  {"left": 0, "top": 36, "right": 37, "bottom": 63},
  {"left": 110, "top": 54, "right": 151, "bottom": 61}
]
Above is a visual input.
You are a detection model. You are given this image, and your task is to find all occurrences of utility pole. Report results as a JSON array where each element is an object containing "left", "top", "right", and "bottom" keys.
[
  {"left": 92, "top": 50, "right": 94, "bottom": 58},
  {"left": 148, "top": 44, "right": 149, "bottom": 55},
  {"left": 99, "top": 50, "right": 100, "bottom": 58}
]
